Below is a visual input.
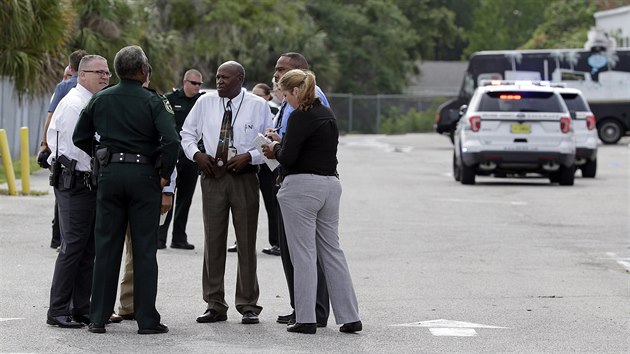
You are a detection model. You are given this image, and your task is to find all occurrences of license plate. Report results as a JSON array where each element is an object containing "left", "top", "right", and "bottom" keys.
[{"left": 511, "top": 123, "right": 531, "bottom": 134}]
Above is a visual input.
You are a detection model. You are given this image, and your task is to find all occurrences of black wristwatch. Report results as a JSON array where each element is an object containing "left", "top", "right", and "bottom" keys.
[{"left": 163, "top": 192, "right": 174, "bottom": 196}]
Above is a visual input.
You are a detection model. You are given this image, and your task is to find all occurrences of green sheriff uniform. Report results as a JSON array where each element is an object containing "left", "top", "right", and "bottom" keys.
[{"left": 73, "top": 79, "right": 180, "bottom": 330}]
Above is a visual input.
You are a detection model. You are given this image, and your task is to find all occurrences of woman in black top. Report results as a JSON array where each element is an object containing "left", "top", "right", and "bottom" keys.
[{"left": 262, "top": 69, "right": 361, "bottom": 334}]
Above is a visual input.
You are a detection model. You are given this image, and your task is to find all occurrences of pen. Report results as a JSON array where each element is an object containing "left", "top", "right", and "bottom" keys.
[{"left": 271, "top": 126, "right": 282, "bottom": 133}]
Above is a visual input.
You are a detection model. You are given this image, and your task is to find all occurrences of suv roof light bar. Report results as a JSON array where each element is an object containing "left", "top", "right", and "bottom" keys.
[{"left": 479, "top": 80, "right": 567, "bottom": 88}]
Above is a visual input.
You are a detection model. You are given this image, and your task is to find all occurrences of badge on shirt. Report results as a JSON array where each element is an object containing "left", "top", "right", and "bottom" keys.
[{"left": 162, "top": 96, "right": 175, "bottom": 114}]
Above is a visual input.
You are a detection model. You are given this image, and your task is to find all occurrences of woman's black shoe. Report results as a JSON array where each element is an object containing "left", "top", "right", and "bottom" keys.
[
  {"left": 287, "top": 322, "right": 317, "bottom": 334},
  {"left": 340, "top": 321, "right": 362, "bottom": 333}
]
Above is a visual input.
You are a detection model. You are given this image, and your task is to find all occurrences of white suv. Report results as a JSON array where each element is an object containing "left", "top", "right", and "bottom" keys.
[
  {"left": 453, "top": 81, "right": 576, "bottom": 185},
  {"left": 556, "top": 87, "right": 597, "bottom": 178}
]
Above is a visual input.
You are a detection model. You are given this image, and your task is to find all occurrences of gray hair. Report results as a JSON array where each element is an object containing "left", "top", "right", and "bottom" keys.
[
  {"left": 114, "top": 45, "right": 148, "bottom": 79},
  {"left": 78, "top": 55, "right": 107, "bottom": 71}
]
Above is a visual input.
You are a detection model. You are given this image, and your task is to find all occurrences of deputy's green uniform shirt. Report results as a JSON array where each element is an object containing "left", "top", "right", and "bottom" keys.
[
  {"left": 73, "top": 79, "right": 179, "bottom": 179},
  {"left": 165, "top": 89, "right": 204, "bottom": 133}
]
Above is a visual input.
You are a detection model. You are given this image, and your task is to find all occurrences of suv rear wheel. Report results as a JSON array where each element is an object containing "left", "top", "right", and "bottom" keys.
[
  {"left": 581, "top": 159, "right": 597, "bottom": 178},
  {"left": 460, "top": 162, "right": 476, "bottom": 185},
  {"left": 597, "top": 119, "right": 623, "bottom": 145},
  {"left": 557, "top": 165, "right": 575, "bottom": 186},
  {"left": 452, "top": 152, "right": 461, "bottom": 181}
]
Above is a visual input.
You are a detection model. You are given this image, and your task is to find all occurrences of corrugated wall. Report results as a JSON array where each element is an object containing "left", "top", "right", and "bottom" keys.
[{"left": 0, "top": 77, "right": 49, "bottom": 159}]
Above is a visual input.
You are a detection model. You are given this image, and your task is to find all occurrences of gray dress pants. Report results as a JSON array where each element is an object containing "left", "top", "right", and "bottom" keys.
[{"left": 277, "top": 174, "right": 360, "bottom": 324}]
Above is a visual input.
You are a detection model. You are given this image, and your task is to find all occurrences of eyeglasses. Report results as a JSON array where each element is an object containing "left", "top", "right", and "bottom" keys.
[
  {"left": 83, "top": 70, "right": 112, "bottom": 78},
  {"left": 186, "top": 80, "right": 203, "bottom": 86}
]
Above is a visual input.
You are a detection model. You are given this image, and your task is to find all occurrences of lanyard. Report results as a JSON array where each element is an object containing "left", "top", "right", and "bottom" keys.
[{"left": 222, "top": 91, "right": 245, "bottom": 129}]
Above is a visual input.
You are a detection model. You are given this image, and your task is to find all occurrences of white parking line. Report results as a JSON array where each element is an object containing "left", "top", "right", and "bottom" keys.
[
  {"left": 0, "top": 318, "right": 25, "bottom": 322},
  {"left": 436, "top": 198, "right": 527, "bottom": 206},
  {"left": 392, "top": 319, "right": 509, "bottom": 337},
  {"left": 606, "top": 252, "right": 630, "bottom": 272},
  {"left": 430, "top": 328, "right": 478, "bottom": 336}
]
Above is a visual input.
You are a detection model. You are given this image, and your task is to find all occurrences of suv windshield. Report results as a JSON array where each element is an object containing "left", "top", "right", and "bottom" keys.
[
  {"left": 560, "top": 93, "right": 589, "bottom": 112},
  {"left": 478, "top": 91, "right": 565, "bottom": 113}
]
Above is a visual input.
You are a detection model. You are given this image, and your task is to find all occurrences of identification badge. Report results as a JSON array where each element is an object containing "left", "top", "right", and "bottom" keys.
[{"left": 227, "top": 147, "right": 237, "bottom": 161}]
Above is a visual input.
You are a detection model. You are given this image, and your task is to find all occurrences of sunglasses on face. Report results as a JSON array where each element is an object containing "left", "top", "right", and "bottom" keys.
[{"left": 186, "top": 80, "right": 202, "bottom": 86}]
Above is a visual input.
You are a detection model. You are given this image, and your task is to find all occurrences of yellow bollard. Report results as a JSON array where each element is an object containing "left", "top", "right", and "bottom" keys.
[
  {"left": 20, "top": 127, "right": 31, "bottom": 194},
  {"left": 0, "top": 129, "right": 18, "bottom": 195}
]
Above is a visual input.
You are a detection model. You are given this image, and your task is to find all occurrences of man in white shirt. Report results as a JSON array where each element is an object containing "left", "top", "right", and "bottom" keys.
[
  {"left": 46, "top": 55, "right": 110, "bottom": 329},
  {"left": 180, "top": 61, "right": 272, "bottom": 325}
]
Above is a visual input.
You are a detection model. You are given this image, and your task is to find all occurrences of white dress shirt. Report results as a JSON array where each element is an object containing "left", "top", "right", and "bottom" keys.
[
  {"left": 180, "top": 90, "right": 273, "bottom": 165},
  {"left": 47, "top": 84, "right": 93, "bottom": 172}
]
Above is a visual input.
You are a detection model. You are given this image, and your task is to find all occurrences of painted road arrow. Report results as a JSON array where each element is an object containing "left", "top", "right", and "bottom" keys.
[{"left": 391, "top": 319, "right": 509, "bottom": 337}]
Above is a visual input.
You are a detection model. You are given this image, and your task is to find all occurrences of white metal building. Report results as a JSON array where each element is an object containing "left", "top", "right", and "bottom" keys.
[{"left": 595, "top": 5, "right": 630, "bottom": 48}]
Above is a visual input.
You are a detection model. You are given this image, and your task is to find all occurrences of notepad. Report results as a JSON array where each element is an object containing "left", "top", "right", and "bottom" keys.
[{"left": 253, "top": 133, "right": 280, "bottom": 171}]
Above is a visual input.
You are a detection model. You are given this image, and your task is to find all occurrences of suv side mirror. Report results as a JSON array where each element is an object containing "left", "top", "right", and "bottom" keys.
[
  {"left": 569, "top": 111, "right": 577, "bottom": 120},
  {"left": 458, "top": 105, "right": 468, "bottom": 117}
]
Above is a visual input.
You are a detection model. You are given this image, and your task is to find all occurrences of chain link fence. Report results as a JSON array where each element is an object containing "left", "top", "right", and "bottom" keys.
[
  {"left": 327, "top": 94, "right": 452, "bottom": 134},
  {"left": 1, "top": 80, "right": 454, "bottom": 159}
]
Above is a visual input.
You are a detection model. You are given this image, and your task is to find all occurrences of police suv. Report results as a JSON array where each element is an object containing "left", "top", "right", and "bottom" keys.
[
  {"left": 555, "top": 87, "right": 598, "bottom": 178},
  {"left": 453, "top": 80, "right": 576, "bottom": 185}
]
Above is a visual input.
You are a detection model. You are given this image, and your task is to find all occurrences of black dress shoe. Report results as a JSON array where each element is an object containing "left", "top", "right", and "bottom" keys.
[
  {"left": 262, "top": 245, "right": 281, "bottom": 256},
  {"left": 171, "top": 241, "right": 194, "bottom": 250},
  {"left": 72, "top": 314, "right": 91, "bottom": 325},
  {"left": 277, "top": 311, "right": 295, "bottom": 324},
  {"left": 242, "top": 311, "right": 259, "bottom": 324},
  {"left": 157, "top": 241, "right": 166, "bottom": 249},
  {"left": 196, "top": 309, "right": 227, "bottom": 323},
  {"left": 138, "top": 323, "right": 169, "bottom": 334},
  {"left": 340, "top": 320, "right": 362, "bottom": 333},
  {"left": 287, "top": 322, "right": 317, "bottom": 334},
  {"left": 88, "top": 323, "right": 106, "bottom": 333},
  {"left": 47, "top": 315, "right": 84, "bottom": 328},
  {"left": 227, "top": 243, "right": 237, "bottom": 253}
]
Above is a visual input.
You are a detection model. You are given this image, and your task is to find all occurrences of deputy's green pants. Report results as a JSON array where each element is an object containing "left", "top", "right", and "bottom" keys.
[{"left": 90, "top": 163, "right": 162, "bottom": 330}]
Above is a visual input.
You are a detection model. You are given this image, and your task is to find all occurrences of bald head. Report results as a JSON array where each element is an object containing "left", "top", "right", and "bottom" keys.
[{"left": 216, "top": 61, "right": 245, "bottom": 98}]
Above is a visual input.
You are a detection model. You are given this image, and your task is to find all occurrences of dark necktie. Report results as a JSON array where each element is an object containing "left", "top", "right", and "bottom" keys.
[
  {"left": 275, "top": 102, "right": 286, "bottom": 131},
  {"left": 212, "top": 100, "right": 232, "bottom": 178}
]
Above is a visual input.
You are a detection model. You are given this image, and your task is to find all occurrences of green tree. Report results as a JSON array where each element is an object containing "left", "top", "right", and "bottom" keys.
[
  {"left": 68, "top": 0, "right": 181, "bottom": 92},
  {"left": 434, "top": 0, "right": 480, "bottom": 60},
  {"left": 396, "top": 0, "right": 464, "bottom": 61},
  {"left": 152, "top": 0, "right": 336, "bottom": 91},
  {"left": 308, "top": 0, "right": 418, "bottom": 94},
  {"left": 520, "top": 0, "right": 597, "bottom": 49},
  {"left": 0, "top": 0, "right": 74, "bottom": 98},
  {"left": 463, "top": 0, "right": 551, "bottom": 58}
]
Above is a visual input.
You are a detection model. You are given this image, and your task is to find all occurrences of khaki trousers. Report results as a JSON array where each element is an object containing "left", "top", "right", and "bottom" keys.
[
  {"left": 200, "top": 172, "right": 262, "bottom": 315},
  {"left": 117, "top": 226, "right": 134, "bottom": 316}
]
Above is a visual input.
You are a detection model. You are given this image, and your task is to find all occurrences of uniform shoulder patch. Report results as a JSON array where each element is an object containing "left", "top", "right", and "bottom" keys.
[{"left": 162, "top": 96, "right": 175, "bottom": 114}]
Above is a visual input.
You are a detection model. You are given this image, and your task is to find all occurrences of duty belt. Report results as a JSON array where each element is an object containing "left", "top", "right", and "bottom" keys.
[{"left": 109, "top": 152, "right": 152, "bottom": 165}]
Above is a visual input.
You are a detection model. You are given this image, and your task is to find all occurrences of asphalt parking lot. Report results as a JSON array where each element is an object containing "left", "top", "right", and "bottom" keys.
[{"left": 1, "top": 133, "right": 628, "bottom": 353}]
